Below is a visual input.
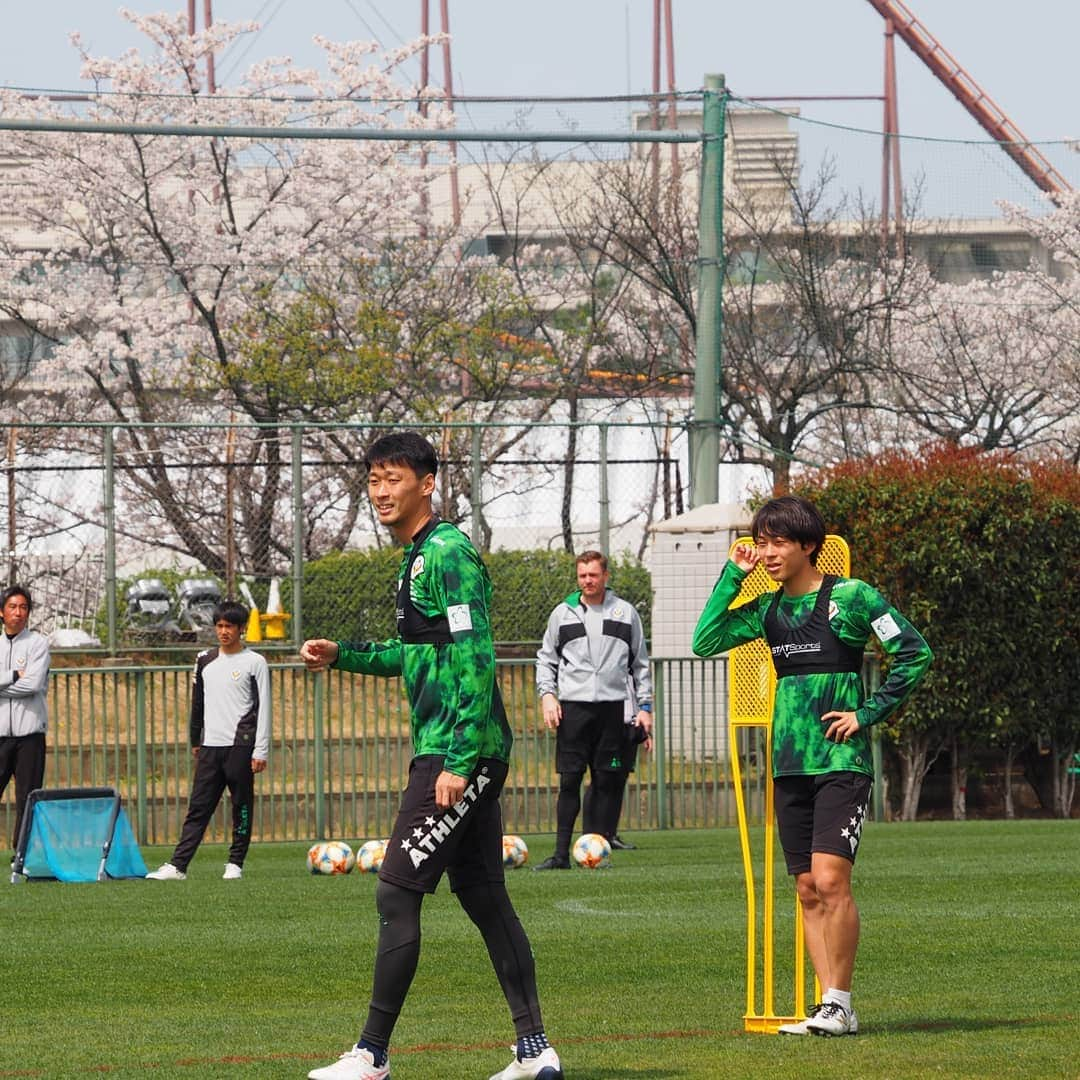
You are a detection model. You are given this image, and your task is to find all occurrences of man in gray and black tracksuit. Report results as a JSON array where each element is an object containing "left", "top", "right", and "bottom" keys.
[
  {"left": 0, "top": 585, "right": 50, "bottom": 854},
  {"left": 147, "top": 600, "right": 271, "bottom": 881},
  {"left": 534, "top": 551, "right": 652, "bottom": 870}
]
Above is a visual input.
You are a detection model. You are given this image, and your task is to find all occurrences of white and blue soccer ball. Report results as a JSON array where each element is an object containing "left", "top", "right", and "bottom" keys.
[
  {"left": 356, "top": 839, "right": 387, "bottom": 874},
  {"left": 502, "top": 834, "right": 529, "bottom": 869},
  {"left": 307, "top": 840, "right": 356, "bottom": 876},
  {"left": 572, "top": 832, "right": 611, "bottom": 869}
]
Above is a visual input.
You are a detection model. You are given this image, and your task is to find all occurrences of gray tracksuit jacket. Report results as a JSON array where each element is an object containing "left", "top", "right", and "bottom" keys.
[
  {"left": 536, "top": 587, "right": 652, "bottom": 705},
  {"left": 0, "top": 628, "right": 51, "bottom": 736}
]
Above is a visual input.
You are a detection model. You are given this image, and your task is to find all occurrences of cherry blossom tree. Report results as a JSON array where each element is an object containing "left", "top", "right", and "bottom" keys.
[
  {"left": 0, "top": 10, "right": 463, "bottom": 574},
  {"left": 884, "top": 271, "right": 1079, "bottom": 459}
]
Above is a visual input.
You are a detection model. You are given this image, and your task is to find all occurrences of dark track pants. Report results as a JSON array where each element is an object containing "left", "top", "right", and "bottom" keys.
[
  {"left": 0, "top": 732, "right": 46, "bottom": 850},
  {"left": 170, "top": 745, "right": 255, "bottom": 872}
]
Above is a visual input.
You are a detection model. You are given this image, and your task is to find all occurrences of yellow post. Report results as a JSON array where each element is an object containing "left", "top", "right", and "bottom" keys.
[{"left": 728, "top": 534, "right": 849, "bottom": 1033}]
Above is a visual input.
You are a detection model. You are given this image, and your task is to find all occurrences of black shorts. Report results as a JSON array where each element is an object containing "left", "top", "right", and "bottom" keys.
[
  {"left": 773, "top": 771, "right": 873, "bottom": 876},
  {"left": 378, "top": 755, "right": 508, "bottom": 895},
  {"left": 556, "top": 700, "right": 627, "bottom": 774}
]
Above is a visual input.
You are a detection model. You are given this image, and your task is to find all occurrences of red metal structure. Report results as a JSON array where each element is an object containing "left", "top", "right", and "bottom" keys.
[{"left": 865, "top": 0, "right": 1071, "bottom": 198}]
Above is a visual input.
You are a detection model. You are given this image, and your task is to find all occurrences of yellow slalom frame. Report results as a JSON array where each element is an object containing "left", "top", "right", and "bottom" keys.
[{"left": 727, "top": 534, "right": 850, "bottom": 1034}]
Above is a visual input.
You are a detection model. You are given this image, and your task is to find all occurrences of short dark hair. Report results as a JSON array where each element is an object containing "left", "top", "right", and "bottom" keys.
[
  {"left": 364, "top": 431, "right": 439, "bottom": 479},
  {"left": 575, "top": 550, "right": 608, "bottom": 572},
  {"left": 750, "top": 495, "right": 826, "bottom": 566},
  {"left": 0, "top": 585, "right": 33, "bottom": 612},
  {"left": 212, "top": 600, "right": 249, "bottom": 628}
]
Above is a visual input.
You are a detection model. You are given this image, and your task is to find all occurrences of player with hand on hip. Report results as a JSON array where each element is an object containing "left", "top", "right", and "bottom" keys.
[{"left": 692, "top": 495, "right": 931, "bottom": 1036}]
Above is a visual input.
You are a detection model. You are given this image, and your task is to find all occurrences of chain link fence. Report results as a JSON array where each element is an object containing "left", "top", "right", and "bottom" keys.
[{"left": 2, "top": 417, "right": 696, "bottom": 654}]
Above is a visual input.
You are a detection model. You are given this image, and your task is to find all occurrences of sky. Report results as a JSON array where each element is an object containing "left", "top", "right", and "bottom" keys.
[{"left": 0, "top": 2, "right": 1076, "bottom": 214}]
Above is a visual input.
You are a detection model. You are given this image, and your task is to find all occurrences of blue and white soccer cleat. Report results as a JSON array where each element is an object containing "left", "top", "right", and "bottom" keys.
[{"left": 488, "top": 1046, "right": 564, "bottom": 1080}]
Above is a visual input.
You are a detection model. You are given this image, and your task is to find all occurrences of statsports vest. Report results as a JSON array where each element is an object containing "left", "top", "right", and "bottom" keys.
[
  {"left": 396, "top": 517, "right": 453, "bottom": 646},
  {"left": 763, "top": 575, "right": 864, "bottom": 679}
]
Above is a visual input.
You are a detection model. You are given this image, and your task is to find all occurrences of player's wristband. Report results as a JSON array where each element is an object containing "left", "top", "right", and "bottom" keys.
[{"left": 638, "top": 703, "right": 652, "bottom": 713}]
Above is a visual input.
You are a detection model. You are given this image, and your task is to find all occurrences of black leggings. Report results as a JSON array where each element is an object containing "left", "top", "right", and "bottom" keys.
[
  {"left": 556, "top": 767, "right": 623, "bottom": 856},
  {"left": 361, "top": 878, "right": 544, "bottom": 1048}
]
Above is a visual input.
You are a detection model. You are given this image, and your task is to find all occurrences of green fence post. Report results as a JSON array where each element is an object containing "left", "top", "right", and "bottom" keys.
[
  {"left": 135, "top": 668, "right": 148, "bottom": 842},
  {"left": 598, "top": 423, "right": 610, "bottom": 554},
  {"left": 654, "top": 663, "right": 667, "bottom": 829},
  {"left": 104, "top": 427, "right": 117, "bottom": 654},
  {"left": 291, "top": 427, "right": 304, "bottom": 647},
  {"left": 690, "top": 72, "right": 726, "bottom": 508},
  {"left": 313, "top": 672, "right": 326, "bottom": 839},
  {"left": 470, "top": 425, "right": 483, "bottom": 546}
]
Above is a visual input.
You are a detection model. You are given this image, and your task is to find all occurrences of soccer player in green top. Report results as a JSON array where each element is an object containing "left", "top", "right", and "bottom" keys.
[
  {"left": 692, "top": 495, "right": 931, "bottom": 1037},
  {"left": 301, "top": 432, "right": 562, "bottom": 1080}
]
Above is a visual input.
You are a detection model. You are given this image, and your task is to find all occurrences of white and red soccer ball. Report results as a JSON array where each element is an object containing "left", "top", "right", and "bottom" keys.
[
  {"left": 307, "top": 840, "right": 356, "bottom": 875},
  {"left": 572, "top": 832, "right": 611, "bottom": 869}
]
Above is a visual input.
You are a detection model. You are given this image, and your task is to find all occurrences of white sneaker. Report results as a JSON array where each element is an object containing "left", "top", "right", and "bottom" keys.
[
  {"left": 805, "top": 1000, "right": 859, "bottom": 1036},
  {"left": 307, "top": 1046, "right": 390, "bottom": 1080},
  {"left": 488, "top": 1046, "right": 564, "bottom": 1080},
  {"left": 223, "top": 863, "right": 243, "bottom": 880},
  {"left": 778, "top": 1002, "right": 823, "bottom": 1035},
  {"left": 146, "top": 863, "right": 186, "bottom": 881}
]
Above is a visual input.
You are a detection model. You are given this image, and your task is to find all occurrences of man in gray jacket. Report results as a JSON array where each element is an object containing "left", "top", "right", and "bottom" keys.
[
  {"left": 534, "top": 551, "right": 652, "bottom": 870},
  {"left": 0, "top": 585, "right": 50, "bottom": 853}
]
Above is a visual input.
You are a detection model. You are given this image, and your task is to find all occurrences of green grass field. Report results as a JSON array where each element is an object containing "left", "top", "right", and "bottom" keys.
[{"left": 2, "top": 820, "right": 1077, "bottom": 1079}]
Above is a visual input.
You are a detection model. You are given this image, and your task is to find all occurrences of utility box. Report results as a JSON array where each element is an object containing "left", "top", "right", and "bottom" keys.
[{"left": 649, "top": 503, "right": 752, "bottom": 761}]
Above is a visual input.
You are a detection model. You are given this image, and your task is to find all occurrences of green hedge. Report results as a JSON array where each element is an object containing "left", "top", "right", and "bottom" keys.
[{"left": 293, "top": 547, "right": 652, "bottom": 645}]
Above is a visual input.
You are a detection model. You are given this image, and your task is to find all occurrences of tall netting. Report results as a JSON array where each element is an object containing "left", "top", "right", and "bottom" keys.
[{"left": 2, "top": 69, "right": 1078, "bottom": 652}]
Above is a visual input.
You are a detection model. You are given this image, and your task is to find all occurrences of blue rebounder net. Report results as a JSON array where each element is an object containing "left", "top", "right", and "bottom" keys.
[{"left": 12, "top": 787, "right": 148, "bottom": 883}]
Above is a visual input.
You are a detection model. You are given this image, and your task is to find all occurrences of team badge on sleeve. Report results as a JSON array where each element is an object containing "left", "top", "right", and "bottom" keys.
[
  {"left": 871, "top": 612, "right": 901, "bottom": 641},
  {"left": 447, "top": 604, "right": 473, "bottom": 632}
]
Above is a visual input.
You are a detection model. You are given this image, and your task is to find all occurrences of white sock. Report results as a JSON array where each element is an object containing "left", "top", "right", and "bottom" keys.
[{"left": 824, "top": 988, "right": 852, "bottom": 1012}]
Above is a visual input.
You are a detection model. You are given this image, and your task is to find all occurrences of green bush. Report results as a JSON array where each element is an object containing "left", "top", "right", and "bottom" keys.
[
  {"left": 290, "top": 547, "right": 401, "bottom": 643},
  {"left": 797, "top": 444, "right": 1080, "bottom": 818},
  {"left": 294, "top": 545, "right": 652, "bottom": 646}
]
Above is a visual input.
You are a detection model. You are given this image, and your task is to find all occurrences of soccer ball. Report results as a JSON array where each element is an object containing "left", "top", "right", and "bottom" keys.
[
  {"left": 357, "top": 839, "right": 387, "bottom": 873},
  {"left": 502, "top": 834, "right": 529, "bottom": 869},
  {"left": 307, "top": 840, "right": 356, "bottom": 875},
  {"left": 572, "top": 833, "right": 611, "bottom": 869}
]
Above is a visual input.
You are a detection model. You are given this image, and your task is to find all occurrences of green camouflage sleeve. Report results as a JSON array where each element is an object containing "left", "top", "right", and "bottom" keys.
[
  {"left": 426, "top": 539, "right": 498, "bottom": 778},
  {"left": 334, "top": 640, "right": 404, "bottom": 676},
  {"left": 692, "top": 561, "right": 766, "bottom": 656},
  {"left": 834, "top": 580, "right": 933, "bottom": 727}
]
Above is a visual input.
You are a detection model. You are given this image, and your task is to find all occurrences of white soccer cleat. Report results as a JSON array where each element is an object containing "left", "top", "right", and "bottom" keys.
[
  {"left": 778, "top": 1003, "right": 823, "bottom": 1035},
  {"left": 222, "top": 863, "right": 243, "bottom": 880},
  {"left": 145, "top": 863, "right": 186, "bottom": 881},
  {"left": 307, "top": 1046, "right": 390, "bottom": 1080},
  {"left": 805, "top": 1001, "right": 859, "bottom": 1036},
  {"left": 488, "top": 1046, "right": 564, "bottom": 1080}
]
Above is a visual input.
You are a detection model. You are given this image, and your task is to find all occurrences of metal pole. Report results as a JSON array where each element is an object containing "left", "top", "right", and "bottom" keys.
[
  {"left": 224, "top": 420, "right": 236, "bottom": 597},
  {"left": 598, "top": 424, "right": 610, "bottom": 554},
  {"left": 292, "top": 427, "right": 304, "bottom": 646},
  {"left": 203, "top": 0, "right": 216, "bottom": 95},
  {"left": 6, "top": 427, "right": 16, "bottom": 585},
  {"left": 690, "top": 73, "right": 725, "bottom": 508},
  {"left": 418, "top": 0, "right": 430, "bottom": 231},
  {"left": 439, "top": 0, "right": 461, "bottom": 228},
  {"left": 313, "top": 674, "right": 326, "bottom": 838},
  {"left": 104, "top": 427, "right": 117, "bottom": 654},
  {"left": 654, "top": 663, "right": 667, "bottom": 828},
  {"left": 135, "top": 670, "right": 148, "bottom": 842},
  {"left": 664, "top": 0, "right": 679, "bottom": 175},
  {"left": 470, "top": 426, "right": 483, "bottom": 547}
]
